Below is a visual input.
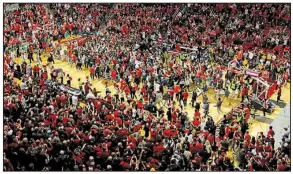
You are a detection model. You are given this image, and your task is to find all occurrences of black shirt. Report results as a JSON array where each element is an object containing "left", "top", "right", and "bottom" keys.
[
  {"left": 144, "top": 126, "right": 150, "bottom": 137},
  {"left": 195, "top": 103, "right": 200, "bottom": 111}
]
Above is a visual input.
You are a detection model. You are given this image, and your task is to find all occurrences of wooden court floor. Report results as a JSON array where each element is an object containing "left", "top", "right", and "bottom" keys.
[{"left": 13, "top": 36, "right": 290, "bottom": 138}]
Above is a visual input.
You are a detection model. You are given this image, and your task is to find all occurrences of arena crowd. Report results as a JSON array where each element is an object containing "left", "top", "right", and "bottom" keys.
[{"left": 3, "top": 3, "right": 291, "bottom": 171}]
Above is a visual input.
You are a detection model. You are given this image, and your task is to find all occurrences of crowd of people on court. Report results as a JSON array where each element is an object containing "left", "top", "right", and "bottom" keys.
[{"left": 3, "top": 3, "right": 291, "bottom": 171}]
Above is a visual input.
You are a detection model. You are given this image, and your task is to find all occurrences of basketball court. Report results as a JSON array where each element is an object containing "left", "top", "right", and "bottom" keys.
[{"left": 14, "top": 36, "right": 290, "bottom": 137}]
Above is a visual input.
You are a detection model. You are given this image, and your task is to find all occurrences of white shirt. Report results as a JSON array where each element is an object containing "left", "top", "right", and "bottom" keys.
[
  {"left": 86, "top": 92, "right": 95, "bottom": 100},
  {"left": 128, "top": 75, "right": 132, "bottom": 82},
  {"left": 248, "top": 52, "right": 254, "bottom": 59},
  {"left": 10, "top": 52, "right": 15, "bottom": 60},
  {"left": 132, "top": 109, "right": 137, "bottom": 118},
  {"left": 186, "top": 79, "right": 190, "bottom": 86},
  {"left": 20, "top": 82, "right": 28, "bottom": 90},
  {"left": 135, "top": 60, "right": 141, "bottom": 69},
  {"left": 245, "top": 9, "right": 248, "bottom": 15},
  {"left": 60, "top": 49, "right": 64, "bottom": 56},
  {"left": 72, "top": 95, "right": 78, "bottom": 106},
  {"left": 154, "top": 83, "right": 160, "bottom": 92},
  {"left": 142, "top": 32, "right": 145, "bottom": 39},
  {"left": 243, "top": 52, "right": 248, "bottom": 58},
  {"left": 284, "top": 38, "right": 288, "bottom": 45}
]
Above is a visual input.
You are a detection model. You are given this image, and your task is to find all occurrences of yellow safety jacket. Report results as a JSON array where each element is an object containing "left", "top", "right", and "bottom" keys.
[
  {"left": 231, "top": 83, "right": 236, "bottom": 90},
  {"left": 250, "top": 108, "right": 255, "bottom": 115}
]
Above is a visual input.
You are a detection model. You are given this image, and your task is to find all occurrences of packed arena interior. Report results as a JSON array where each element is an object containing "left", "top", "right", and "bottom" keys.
[{"left": 3, "top": 3, "right": 291, "bottom": 171}]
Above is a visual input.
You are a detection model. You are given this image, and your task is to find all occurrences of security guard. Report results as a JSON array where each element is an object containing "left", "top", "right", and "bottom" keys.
[
  {"left": 179, "top": 54, "right": 185, "bottom": 60},
  {"left": 248, "top": 77, "right": 253, "bottom": 85},
  {"left": 191, "top": 90, "right": 197, "bottom": 107},
  {"left": 216, "top": 80, "right": 222, "bottom": 98},
  {"left": 201, "top": 79, "right": 206, "bottom": 88},
  {"left": 237, "top": 111, "right": 243, "bottom": 122},
  {"left": 230, "top": 80, "right": 237, "bottom": 97},
  {"left": 242, "top": 109, "right": 246, "bottom": 120},
  {"left": 163, "top": 51, "right": 168, "bottom": 59},
  {"left": 217, "top": 80, "right": 222, "bottom": 89},
  {"left": 236, "top": 81, "right": 241, "bottom": 98},
  {"left": 277, "top": 66, "right": 282, "bottom": 74},
  {"left": 78, "top": 78, "right": 84, "bottom": 94},
  {"left": 250, "top": 105, "right": 256, "bottom": 118},
  {"left": 59, "top": 70, "right": 64, "bottom": 84}
]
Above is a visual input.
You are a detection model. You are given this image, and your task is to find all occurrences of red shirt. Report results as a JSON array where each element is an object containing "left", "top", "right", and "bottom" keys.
[
  {"left": 244, "top": 134, "right": 251, "bottom": 142},
  {"left": 241, "top": 88, "right": 246, "bottom": 96},
  {"left": 120, "top": 161, "right": 130, "bottom": 169},
  {"left": 68, "top": 51, "right": 72, "bottom": 58},
  {"left": 150, "top": 130, "right": 158, "bottom": 138},
  {"left": 6, "top": 57, "right": 11, "bottom": 64},
  {"left": 49, "top": 114, "right": 57, "bottom": 122},
  {"left": 111, "top": 70, "right": 117, "bottom": 79},
  {"left": 225, "top": 127, "right": 231, "bottom": 137},
  {"left": 76, "top": 108, "right": 82, "bottom": 116},
  {"left": 264, "top": 145, "right": 272, "bottom": 152},
  {"left": 149, "top": 66, "right": 154, "bottom": 74},
  {"left": 133, "top": 124, "right": 141, "bottom": 132},
  {"left": 153, "top": 145, "right": 165, "bottom": 156},
  {"left": 39, "top": 79, "right": 44, "bottom": 86},
  {"left": 277, "top": 163, "right": 287, "bottom": 171},
  {"left": 194, "top": 156, "right": 202, "bottom": 164},
  {"left": 141, "top": 87, "right": 146, "bottom": 94},
  {"left": 189, "top": 144, "right": 196, "bottom": 153},
  {"left": 163, "top": 129, "right": 171, "bottom": 137},
  {"left": 174, "top": 86, "right": 181, "bottom": 93},
  {"left": 124, "top": 86, "right": 130, "bottom": 94},
  {"left": 201, "top": 130, "right": 209, "bottom": 138},
  {"left": 207, "top": 134, "right": 214, "bottom": 144},
  {"left": 120, "top": 103, "right": 126, "bottom": 110},
  {"left": 60, "top": 96, "right": 67, "bottom": 106},
  {"left": 62, "top": 116, "right": 68, "bottom": 124},
  {"left": 84, "top": 84, "right": 90, "bottom": 93},
  {"left": 192, "top": 119, "right": 201, "bottom": 127},
  {"left": 168, "top": 89, "right": 174, "bottom": 96},
  {"left": 105, "top": 114, "right": 115, "bottom": 120},
  {"left": 72, "top": 55, "right": 77, "bottom": 62},
  {"left": 128, "top": 136, "right": 137, "bottom": 144},
  {"left": 243, "top": 141, "right": 250, "bottom": 148},
  {"left": 175, "top": 44, "right": 181, "bottom": 51},
  {"left": 182, "top": 91, "right": 188, "bottom": 99},
  {"left": 113, "top": 110, "right": 120, "bottom": 117},
  {"left": 117, "top": 129, "right": 128, "bottom": 137},
  {"left": 4, "top": 64, "right": 8, "bottom": 72},
  {"left": 137, "top": 101, "right": 144, "bottom": 110},
  {"left": 267, "top": 129, "right": 275, "bottom": 137},
  {"left": 194, "top": 111, "right": 201, "bottom": 119},
  {"left": 170, "top": 130, "right": 178, "bottom": 137},
  {"left": 136, "top": 69, "right": 142, "bottom": 77},
  {"left": 33, "top": 66, "right": 40, "bottom": 73},
  {"left": 195, "top": 142, "right": 203, "bottom": 152}
]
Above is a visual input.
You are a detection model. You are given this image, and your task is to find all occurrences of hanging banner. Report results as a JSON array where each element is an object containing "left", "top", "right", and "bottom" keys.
[
  {"left": 246, "top": 70, "right": 260, "bottom": 77},
  {"left": 168, "top": 50, "right": 180, "bottom": 57}
]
